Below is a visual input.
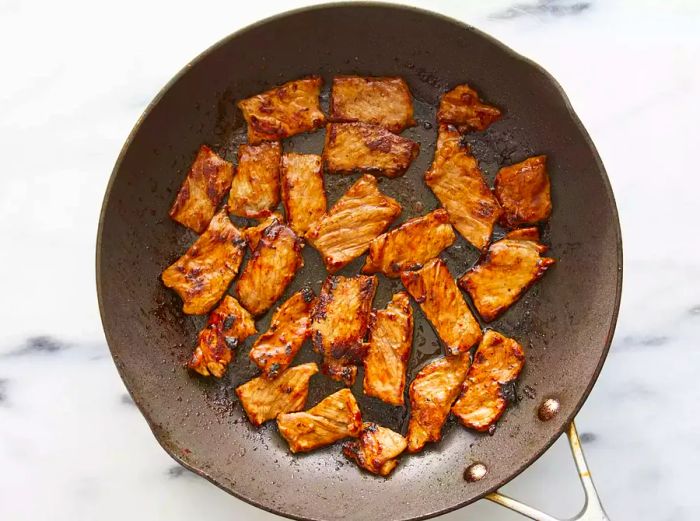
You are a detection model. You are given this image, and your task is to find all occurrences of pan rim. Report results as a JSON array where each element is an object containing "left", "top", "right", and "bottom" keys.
[{"left": 95, "top": 3, "right": 623, "bottom": 520}]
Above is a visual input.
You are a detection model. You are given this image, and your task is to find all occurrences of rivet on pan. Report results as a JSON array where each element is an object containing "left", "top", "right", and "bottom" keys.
[
  {"left": 464, "top": 462, "right": 487, "bottom": 482},
  {"left": 538, "top": 398, "right": 560, "bottom": 421}
]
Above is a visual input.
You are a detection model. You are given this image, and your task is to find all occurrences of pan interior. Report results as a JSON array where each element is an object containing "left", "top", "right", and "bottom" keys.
[{"left": 97, "top": 5, "right": 621, "bottom": 521}]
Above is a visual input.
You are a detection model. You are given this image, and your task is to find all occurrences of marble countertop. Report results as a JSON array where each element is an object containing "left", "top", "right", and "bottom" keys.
[{"left": 1, "top": 1, "right": 698, "bottom": 519}]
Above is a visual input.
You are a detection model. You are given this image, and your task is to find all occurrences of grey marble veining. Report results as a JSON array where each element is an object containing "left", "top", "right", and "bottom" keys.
[
  {"left": 490, "top": 0, "right": 592, "bottom": 20},
  {"left": 1, "top": 1, "right": 699, "bottom": 520}
]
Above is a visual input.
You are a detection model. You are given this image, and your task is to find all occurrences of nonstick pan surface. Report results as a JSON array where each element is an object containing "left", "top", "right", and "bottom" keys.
[{"left": 96, "top": 4, "right": 622, "bottom": 520}]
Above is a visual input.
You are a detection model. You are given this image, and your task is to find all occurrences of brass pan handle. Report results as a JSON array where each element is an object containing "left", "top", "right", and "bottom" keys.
[{"left": 485, "top": 422, "right": 610, "bottom": 521}]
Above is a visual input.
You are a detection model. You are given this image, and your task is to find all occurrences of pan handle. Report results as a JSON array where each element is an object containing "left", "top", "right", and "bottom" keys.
[{"left": 485, "top": 422, "right": 610, "bottom": 521}]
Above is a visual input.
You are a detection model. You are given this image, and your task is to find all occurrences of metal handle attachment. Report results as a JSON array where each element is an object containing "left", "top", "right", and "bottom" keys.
[{"left": 485, "top": 422, "right": 609, "bottom": 521}]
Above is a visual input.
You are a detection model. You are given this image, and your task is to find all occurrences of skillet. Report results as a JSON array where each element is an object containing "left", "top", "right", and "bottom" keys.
[{"left": 96, "top": 3, "right": 622, "bottom": 520}]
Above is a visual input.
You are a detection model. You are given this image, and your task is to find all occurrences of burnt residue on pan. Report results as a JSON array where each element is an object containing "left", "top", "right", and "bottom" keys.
[{"left": 97, "top": 4, "right": 622, "bottom": 521}]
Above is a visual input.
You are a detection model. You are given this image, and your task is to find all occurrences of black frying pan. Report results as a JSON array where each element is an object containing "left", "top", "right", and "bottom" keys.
[{"left": 96, "top": 4, "right": 622, "bottom": 520}]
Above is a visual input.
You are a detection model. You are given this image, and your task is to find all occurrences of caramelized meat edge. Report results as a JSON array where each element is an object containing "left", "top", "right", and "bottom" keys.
[
  {"left": 243, "top": 212, "right": 284, "bottom": 251},
  {"left": 504, "top": 226, "right": 540, "bottom": 242}
]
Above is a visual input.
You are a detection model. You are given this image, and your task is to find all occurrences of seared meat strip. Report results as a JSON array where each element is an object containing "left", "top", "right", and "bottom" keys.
[
  {"left": 362, "top": 209, "right": 456, "bottom": 278},
  {"left": 228, "top": 141, "right": 281, "bottom": 218},
  {"left": 211, "top": 295, "right": 257, "bottom": 340},
  {"left": 249, "top": 289, "right": 315, "bottom": 378},
  {"left": 452, "top": 330, "right": 525, "bottom": 431},
  {"left": 458, "top": 238, "right": 555, "bottom": 322},
  {"left": 329, "top": 76, "right": 415, "bottom": 132},
  {"left": 306, "top": 174, "right": 401, "bottom": 273},
  {"left": 277, "top": 388, "right": 362, "bottom": 453},
  {"left": 280, "top": 153, "right": 326, "bottom": 236},
  {"left": 162, "top": 209, "right": 245, "bottom": 314},
  {"left": 236, "top": 222, "right": 304, "bottom": 317},
  {"left": 425, "top": 125, "right": 501, "bottom": 250},
  {"left": 236, "top": 362, "right": 319, "bottom": 427},
  {"left": 169, "top": 145, "right": 234, "bottom": 233},
  {"left": 437, "top": 83, "right": 501, "bottom": 132},
  {"left": 343, "top": 422, "right": 407, "bottom": 476},
  {"left": 237, "top": 76, "right": 326, "bottom": 144},
  {"left": 188, "top": 295, "right": 257, "bottom": 378},
  {"left": 406, "top": 353, "right": 470, "bottom": 453},
  {"left": 323, "top": 122, "right": 419, "bottom": 178},
  {"left": 243, "top": 212, "right": 284, "bottom": 251},
  {"left": 363, "top": 292, "right": 413, "bottom": 406},
  {"left": 495, "top": 155, "right": 552, "bottom": 228},
  {"left": 311, "top": 274, "right": 377, "bottom": 386},
  {"left": 401, "top": 258, "right": 481, "bottom": 356},
  {"left": 504, "top": 226, "right": 540, "bottom": 242}
]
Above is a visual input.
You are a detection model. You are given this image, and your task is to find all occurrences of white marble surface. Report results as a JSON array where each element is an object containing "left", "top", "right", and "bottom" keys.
[{"left": 1, "top": 1, "right": 699, "bottom": 519}]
